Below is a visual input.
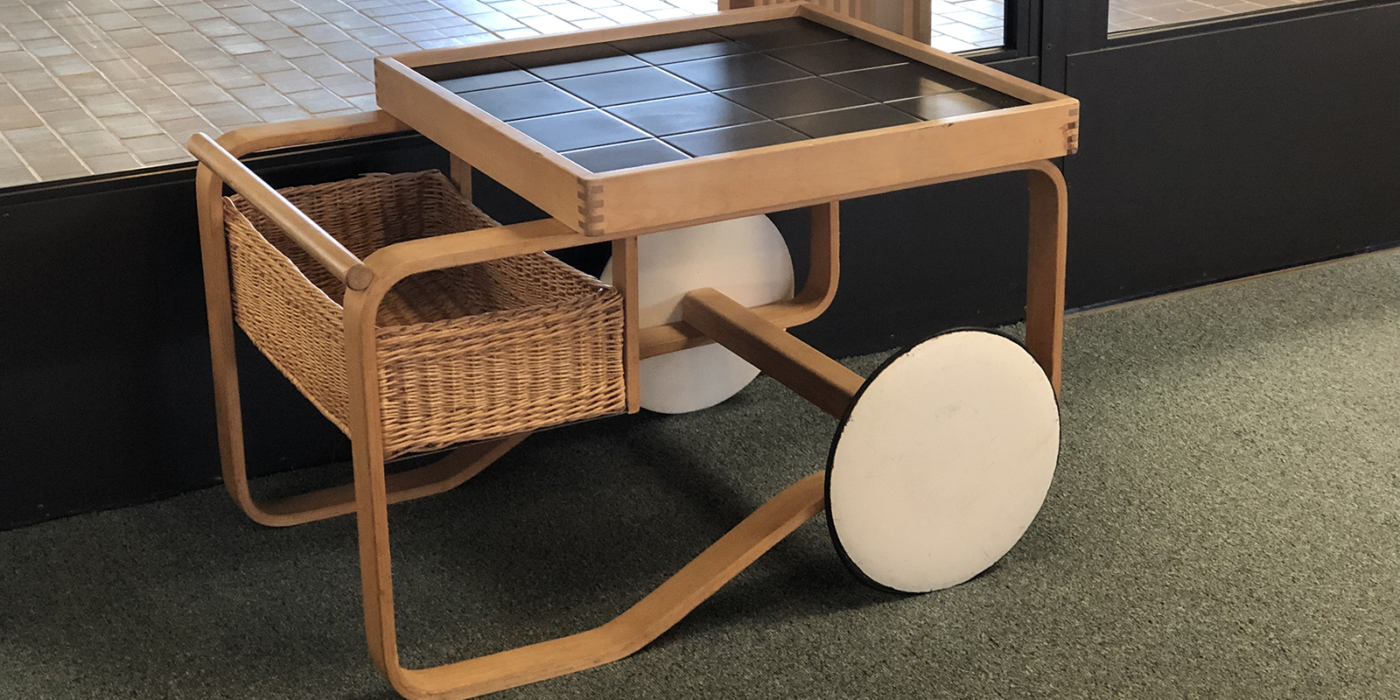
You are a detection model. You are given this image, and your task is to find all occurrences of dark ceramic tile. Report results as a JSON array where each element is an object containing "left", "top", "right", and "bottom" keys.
[
  {"left": 711, "top": 18, "right": 846, "bottom": 51},
  {"left": 563, "top": 139, "right": 689, "bottom": 172},
  {"left": 767, "top": 39, "right": 906, "bottom": 76},
  {"left": 607, "top": 92, "right": 763, "bottom": 136},
  {"left": 888, "top": 87, "right": 1023, "bottom": 120},
  {"left": 611, "top": 30, "right": 750, "bottom": 65},
  {"left": 718, "top": 77, "right": 872, "bottom": 119},
  {"left": 823, "top": 62, "right": 979, "bottom": 102},
  {"left": 508, "top": 44, "right": 646, "bottom": 80},
  {"left": 967, "top": 87, "right": 1025, "bottom": 108},
  {"left": 555, "top": 66, "right": 702, "bottom": 107},
  {"left": 779, "top": 103, "right": 918, "bottom": 138},
  {"left": 663, "top": 120, "right": 808, "bottom": 157},
  {"left": 508, "top": 109, "right": 648, "bottom": 152},
  {"left": 431, "top": 57, "right": 539, "bottom": 93},
  {"left": 459, "top": 81, "right": 589, "bottom": 121},
  {"left": 611, "top": 30, "right": 722, "bottom": 54},
  {"left": 439, "top": 70, "right": 538, "bottom": 93},
  {"left": 414, "top": 60, "right": 503, "bottom": 81},
  {"left": 662, "top": 52, "right": 808, "bottom": 91}
]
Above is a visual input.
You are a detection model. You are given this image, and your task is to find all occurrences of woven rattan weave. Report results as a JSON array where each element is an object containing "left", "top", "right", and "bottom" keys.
[{"left": 223, "top": 170, "right": 626, "bottom": 458}]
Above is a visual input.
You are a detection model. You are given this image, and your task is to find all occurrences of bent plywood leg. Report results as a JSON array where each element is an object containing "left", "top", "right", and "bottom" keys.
[
  {"left": 344, "top": 285, "right": 401, "bottom": 676},
  {"left": 248, "top": 436, "right": 528, "bottom": 527},
  {"left": 1024, "top": 161, "right": 1068, "bottom": 396},
  {"left": 347, "top": 258, "right": 828, "bottom": 699},
  {"left": 197, "top": 164, "right": 274, "bottom": 525},
  {"left": 347, "top": 276, "right": 827, "bottom": 699},
  {"left": 391, "top": 472, "right": 825, "bottom": 700}
]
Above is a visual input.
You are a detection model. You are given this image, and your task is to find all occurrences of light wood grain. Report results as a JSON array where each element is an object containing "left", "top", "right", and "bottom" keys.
[
  {"left": 196, "top": 60, "right": 1072, "bottom": 696},
  {"left": 196, "top": 162, "right": 258, "bottom": 522},
  {"left": 375, "top": 9, "right": 1078, "bottom": 239},
  {"left": 375, "top": 57, "right": 592, "bottom": 234},
  {"left": 683, "top": 288, "right": 864, "bottom": 418},
  {"left": 342, "top": 278, "right": 398, "bottom": 676},
  {"left": 449, "top": 155, "right": 473, "bottom": 202},
  {"left": 188, "top": 133, "right": 373, "bottom": 291},
  {"left": 719, "top": 0, "right": 918, "bottom": 37},
  {"left": 190, "top": 116, "right": 525, "bottom": 530},
  {"left": 215, "top": 110, "right": 408, "bottom": 158},
  {"left": 794, "top": 201, "right": 841, "bottom": 320},
  {"left": 340, "top": 251, "right": 828, "bottom": 699},
  {"left": 1024, "top": 161, "right": 1067, "bottom": 395},
  {"left": 911, "top": 0, "right": 932, "bottom": 42},
  {"left": 386, "top": 472, "right": 824, "bottom": 699},
  {"left": 611, "top": 237, "right": 642, "bottom": 412},
  {"left": 590, "top": 101, "right": 1073, "bottom": 236},
  {"left": 255, "top": 437, "right": 527, "bottom": 524}
]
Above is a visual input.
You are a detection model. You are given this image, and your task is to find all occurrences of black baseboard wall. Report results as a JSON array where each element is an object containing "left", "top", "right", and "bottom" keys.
[
  {"left": 5, "top": 3, "right": 1400, "bottom": 529},
  {"left": 1063, "top": 3, "right": 1400, "bottom": 305}
]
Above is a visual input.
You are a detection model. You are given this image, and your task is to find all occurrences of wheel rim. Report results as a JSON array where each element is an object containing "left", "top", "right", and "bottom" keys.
[{"left": 826, "top": 329, "right": 1060, "bottom": 594}]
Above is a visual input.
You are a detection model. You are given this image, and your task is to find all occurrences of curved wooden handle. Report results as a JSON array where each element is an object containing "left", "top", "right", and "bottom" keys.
[{"left": 186, "top": 132, "right": 374, "bottom": 291}]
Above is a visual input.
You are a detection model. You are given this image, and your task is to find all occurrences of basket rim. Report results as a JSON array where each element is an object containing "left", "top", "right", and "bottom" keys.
[{"left": 223, "top": 170, "right": 620, "bottom": 332}]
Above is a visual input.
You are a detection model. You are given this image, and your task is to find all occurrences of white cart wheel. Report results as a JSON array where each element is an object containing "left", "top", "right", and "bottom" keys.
[
  {"left": 826, "top": 329, "right": 1059, "bottom": 594},
  {"left": 601, "top": 216, "right": 794, "bottom": 414}
]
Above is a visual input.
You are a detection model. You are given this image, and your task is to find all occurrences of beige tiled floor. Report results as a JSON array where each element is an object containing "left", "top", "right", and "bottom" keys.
[
  {"left": 0, "top": 0, "right": 1013, "bottom": 187},
  {"left": 927, "top": 0, "right": 1003, "bottom": 53},
  {"left": 0, "top": 0, "right": 717, "bottom": 186}
]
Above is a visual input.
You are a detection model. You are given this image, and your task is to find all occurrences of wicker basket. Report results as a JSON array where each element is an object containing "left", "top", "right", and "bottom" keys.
[{"left": 223, "top": 170, "right": 627, "bottom": 458}]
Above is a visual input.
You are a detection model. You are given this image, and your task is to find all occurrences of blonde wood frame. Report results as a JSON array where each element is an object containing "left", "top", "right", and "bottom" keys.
[
  {"left": 189, "top": 133, "right": 374, "bottom": 291},
  {"left": 194, "top": 112, "right": 535, "bottom": 528},
  {"left": 195, "top": 40, "right": 1068, "bottom": 689},
  {"left": 188, "top": 112, "right": 848, "bottom": 530},
  {"left": 374, "top": 3, "right": 1078, "bottom": 239}
]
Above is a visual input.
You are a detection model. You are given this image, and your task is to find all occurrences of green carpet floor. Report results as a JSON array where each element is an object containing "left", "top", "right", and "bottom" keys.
[{"left": 3, "top": 248, "right": 1398, "bottom": 699}]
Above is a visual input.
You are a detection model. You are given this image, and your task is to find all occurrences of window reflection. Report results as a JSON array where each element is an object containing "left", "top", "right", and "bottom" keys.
[
  {"left": 925, "top": 0, "right": 1005, "bottom": 52},
  {"left": 1110, "top": 0, "right": 1327, "bottom": 32}
]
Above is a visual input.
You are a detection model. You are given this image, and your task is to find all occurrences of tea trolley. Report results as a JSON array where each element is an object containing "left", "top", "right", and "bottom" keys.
[{"left": 189, "top": 4, "right": 1078, "bottom": 698}]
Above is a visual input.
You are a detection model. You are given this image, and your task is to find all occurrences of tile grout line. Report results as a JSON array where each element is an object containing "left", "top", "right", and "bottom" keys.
[
  {"left": 0, "top": 128, "right": 44, "bottom": 182},
  {"left": 16, "top": 5, "right": 191, "bottom": 171},
  {"left": 7, "top": 14, "right": 113, "bottom": 178}
]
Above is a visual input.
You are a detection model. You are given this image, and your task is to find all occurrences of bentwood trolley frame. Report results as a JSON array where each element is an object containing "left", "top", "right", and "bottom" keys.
[{"left": 190, "top": 5, "right": 1075, "bottom": 698}]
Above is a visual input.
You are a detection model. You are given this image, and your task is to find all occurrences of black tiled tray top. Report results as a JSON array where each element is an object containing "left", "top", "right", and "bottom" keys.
[{"left": 419, "top": 19, "right": 1025, "bottom": 173}]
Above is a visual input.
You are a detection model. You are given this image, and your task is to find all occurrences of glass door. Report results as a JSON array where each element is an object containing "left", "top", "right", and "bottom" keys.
[
  {"left": 922, "top": 0, "right": 1006, "bottom": 52},
  {"left": 1109, "top": 0, "right": 1339, "bottom": 33},
  {"left": 1046, "top": 0, "right": 1400, "bottom": 308}
]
